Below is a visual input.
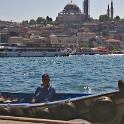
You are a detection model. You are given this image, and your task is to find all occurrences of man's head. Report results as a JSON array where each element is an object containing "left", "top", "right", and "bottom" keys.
[{"left": 42, "top": 74, "right": 50, "bottom": 86}]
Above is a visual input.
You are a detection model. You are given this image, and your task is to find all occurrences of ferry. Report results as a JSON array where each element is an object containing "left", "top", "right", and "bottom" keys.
[{"left": 0, "top": 43, "right": 69, "bottom": 57}]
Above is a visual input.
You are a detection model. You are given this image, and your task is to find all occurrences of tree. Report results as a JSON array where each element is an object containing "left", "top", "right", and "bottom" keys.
[
  {"left": 29, "top": 19, "right": 36, "bottom": 25},
  {"left": 36, "top": 17, "right": 46, "bottom": 25},
  {"left": 114, "top": 16, "right": 120, "bottom": 21},
  {"left": 108, "top": 44, "right": 117, "bottom": 51},
  {"left": 80, "top": 42, "right": 88, "bottom": 47},
  {"left": 88, "top": 42, "right": 94, "bottom": 48},
  {"left": 52, "top": 20, "right": 59, "bottom": 26},
  {"left": 46, "top": 16, "right": 53, "bottom": 23},
  {"left": 22, "top": 20, "right": 28, "bottom": 26},
  {"left": 99, "top": 14, "right": 109, "bottom": 21}
]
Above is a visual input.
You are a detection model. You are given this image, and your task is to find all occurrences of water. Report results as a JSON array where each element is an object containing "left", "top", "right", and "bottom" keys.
[{"left": 0, "top": 54, "right": 124, "bottom": 94}]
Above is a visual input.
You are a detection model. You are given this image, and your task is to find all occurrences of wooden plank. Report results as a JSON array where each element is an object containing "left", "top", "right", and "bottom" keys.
[
  {"left": 0, "top": 116, "right": 83, "bottom": 124},
  {"left": 0, "top": 120, "right": 39, "bottom": 124}
]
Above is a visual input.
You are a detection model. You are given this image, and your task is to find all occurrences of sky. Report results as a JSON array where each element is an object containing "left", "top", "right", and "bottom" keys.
[{"left": 0, "top": 0, "right": 123, "bottom": 22}]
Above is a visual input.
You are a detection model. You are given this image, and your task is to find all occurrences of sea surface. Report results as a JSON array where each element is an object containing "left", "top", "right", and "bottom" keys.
[{"left": 0, "top": 54, "right": 124, "bottom": 94}]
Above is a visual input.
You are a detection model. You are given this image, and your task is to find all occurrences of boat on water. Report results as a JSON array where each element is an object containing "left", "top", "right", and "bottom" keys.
[
  {"left": 0, "top": 80, "right": 124, "bottom": 124},
  {"left": 0, "top": 43, "right": 69, "bottom": 57},
  {"left": 70, "top": 50, "right": 101, "bottom": 55},
  {"left": 70, "top": 47, "right": 108, "bottom": 55},
  {"left": 115, "top": 51, "right": 124, "bottom": 54}
]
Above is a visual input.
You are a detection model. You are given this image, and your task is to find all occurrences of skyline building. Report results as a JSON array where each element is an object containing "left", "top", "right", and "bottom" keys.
[
  {"left": 83, "top": 0, "right": 90, "bottom": 21},
  {"left": 56, "top": 0, "right": 90, "bottom": 23},
  {"left": 56, "top": 1, "right": 85, "bottom": 23},
  {"left": 107, "top": 4, "right": 110, "bottom": 18},
  {"left": 111, "top": 1, "right": 114, "bottom": 19},
  {"left": 107, "top": 1, "right": 114, "bottom": 19}
]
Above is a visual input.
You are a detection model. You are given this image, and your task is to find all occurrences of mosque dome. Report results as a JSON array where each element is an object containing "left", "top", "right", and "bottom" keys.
[
  {"left": 65, "top": 2, "right": 78, "bottom": 7},
  {"left": 64, "top": 2, "right": 80, "bottom": 13}
]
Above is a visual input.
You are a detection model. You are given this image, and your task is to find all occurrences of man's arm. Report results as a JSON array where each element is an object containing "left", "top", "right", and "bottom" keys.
[{"left": 32, "top": 87, "right": 41, "bottom": 103}]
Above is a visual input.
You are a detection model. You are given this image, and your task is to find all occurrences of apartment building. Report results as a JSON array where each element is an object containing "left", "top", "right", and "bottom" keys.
[
  {"left": 77, "top": 32, "right": 96, "bottom": 43},
  {"left": 50, "top": 34, "right": 78, "bottom": 50},
  {"left": 9, "top": 36, "right": 30, "bottom": 44}
]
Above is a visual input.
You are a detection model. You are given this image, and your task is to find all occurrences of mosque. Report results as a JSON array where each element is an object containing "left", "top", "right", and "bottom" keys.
[
  {"left": 56, "top": 0, "right": 114, "bottom": 23},
  {"left": 56, "top": 1, "right": 87, "bottom": 23}
]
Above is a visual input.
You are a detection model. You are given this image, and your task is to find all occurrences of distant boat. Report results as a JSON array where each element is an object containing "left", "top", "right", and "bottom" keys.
[
  {"left": 116, "top": 51, "right": 124, "bottom": 54},
  {"left": 70, "top": 51, "right": 100, "bottom": 55},
  {"left": 70, "top": 48, "right": 108, "bottom": 55},
  {"left": 0, "top": 43, "right": 69, "bottom": 57}
]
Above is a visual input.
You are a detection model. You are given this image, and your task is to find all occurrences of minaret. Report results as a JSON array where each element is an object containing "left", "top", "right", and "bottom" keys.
[
  {"left": 83, "top": 0, "right": 89, "bottom": 21},
  {"left": 111, "top": 1, "right": 114, "bottom": 19},
  {"left": 107, "top": 4, "right": 110, "bottom": 18}
]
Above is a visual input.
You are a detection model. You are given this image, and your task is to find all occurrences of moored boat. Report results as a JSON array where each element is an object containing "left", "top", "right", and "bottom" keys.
[
  {"left": 70, "top": 47, "right": 108, "bottom": 55},
  {"left": 0, "top": 80, "right": 124, "bottom": 124},
  {"left": 115, "top": 51, "right": 124, "bottom": 54},
  {"left": 0, "top": 43, "right": 69, "bottom": 57}
]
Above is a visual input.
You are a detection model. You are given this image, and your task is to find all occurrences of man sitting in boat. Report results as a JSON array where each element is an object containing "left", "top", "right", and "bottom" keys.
[{"left": 32, "top": 74, "right": 56, "bottom": 103}]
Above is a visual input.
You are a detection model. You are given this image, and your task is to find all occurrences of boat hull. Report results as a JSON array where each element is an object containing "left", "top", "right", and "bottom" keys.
[
  {"left": 71, "top": 51, "right": 100, "bottom": 55},
  {"left": 0, "top": 89, "right": 124, "bottom": 123},
  {"left": 0, "top": 51, "right": 69, "bottom": 57}
]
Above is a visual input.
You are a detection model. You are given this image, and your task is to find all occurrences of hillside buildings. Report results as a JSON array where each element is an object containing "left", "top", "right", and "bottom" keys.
[{"left": 0, "top": 0, "right": 124, "bottom": 52}]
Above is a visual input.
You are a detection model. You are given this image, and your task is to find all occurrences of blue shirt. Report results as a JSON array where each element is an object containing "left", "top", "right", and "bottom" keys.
[{"left": 34, "top": 84, "right": 55, "bottom": 103}]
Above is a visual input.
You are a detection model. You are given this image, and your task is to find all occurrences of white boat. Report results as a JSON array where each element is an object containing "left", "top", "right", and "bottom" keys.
[
  {"left": 116, "top": 51, "right": 124, "bottom": 54},
  {"left": 70, "top": 48, "right": 108, "bottom": 55},
  {"left": 0, "top": 44, "right": 69, "bottom": 57},
  {"left": 70, "top": 50, "right": 101, "bottom": 55}
]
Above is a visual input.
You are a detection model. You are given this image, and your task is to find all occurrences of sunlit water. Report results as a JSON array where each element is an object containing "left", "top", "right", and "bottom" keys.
[{"left": 0, "top": 54, "right": 124, "bottom": 94}]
